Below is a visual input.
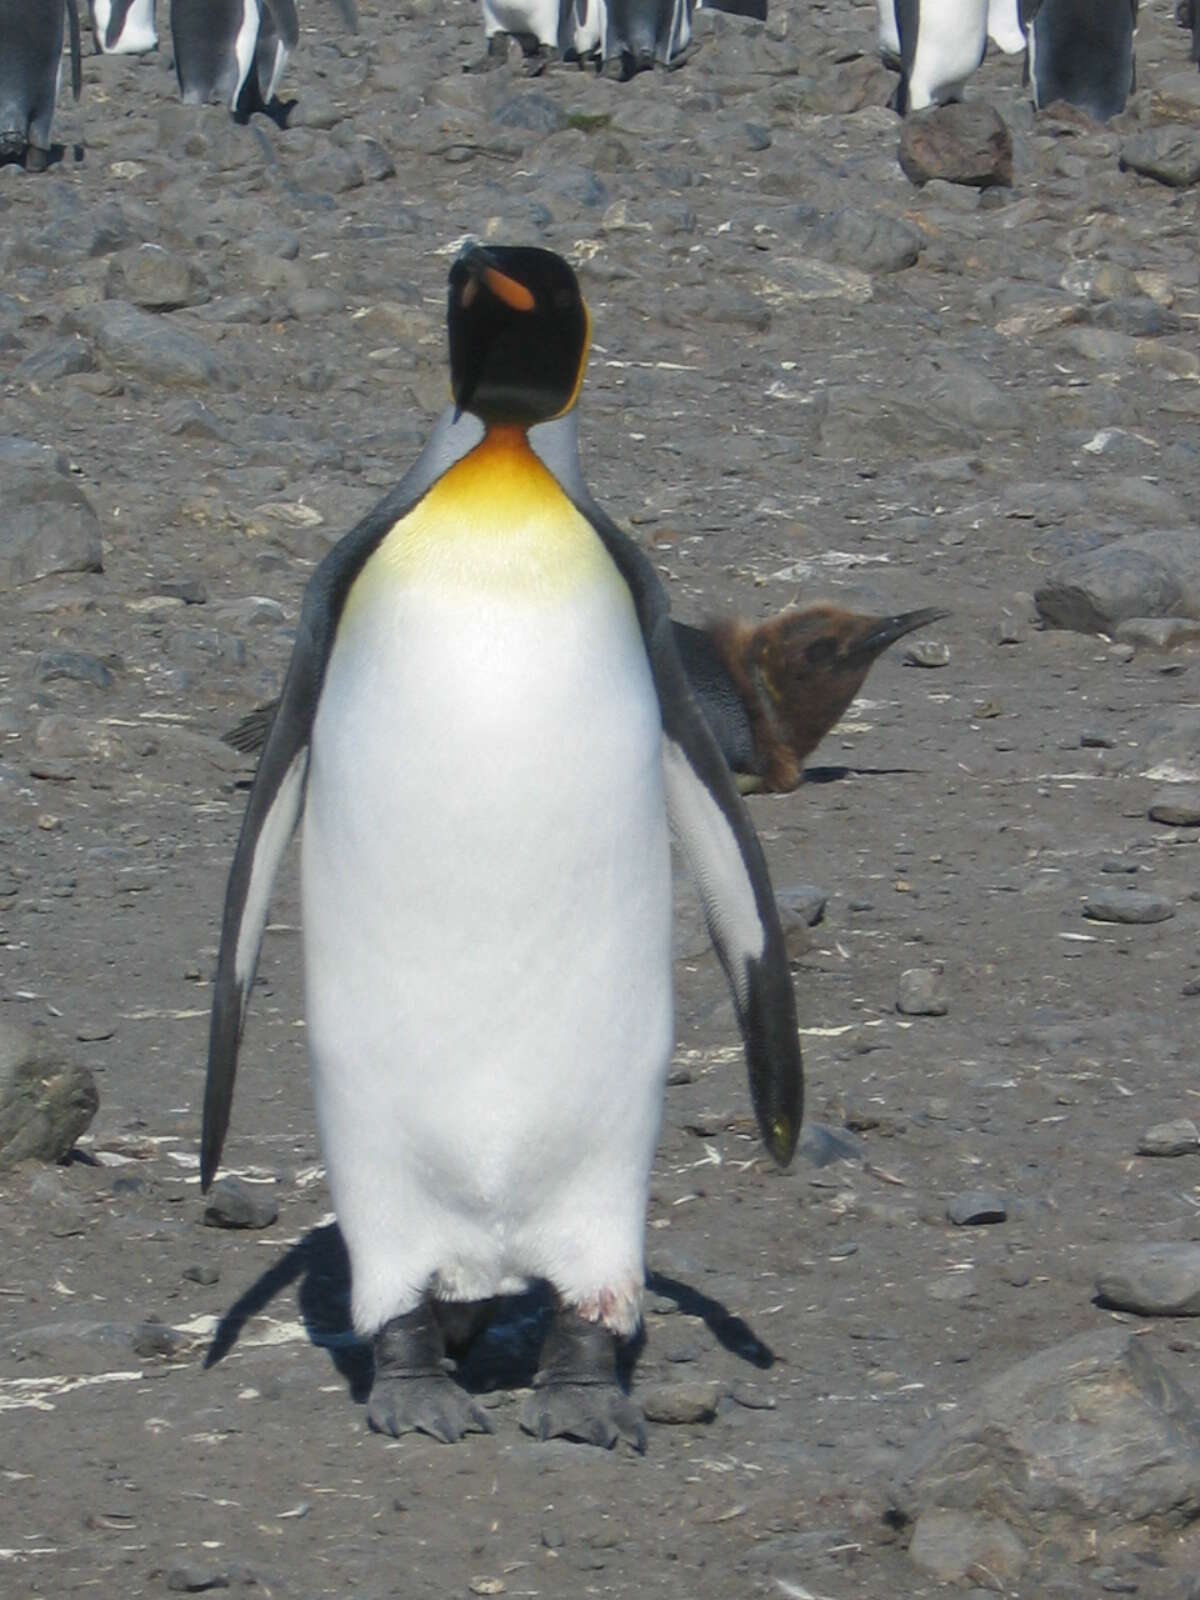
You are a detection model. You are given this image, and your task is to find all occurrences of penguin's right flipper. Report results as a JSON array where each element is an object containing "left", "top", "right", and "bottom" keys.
[{"left": 202, "top": 414, "right": 488, "bottom": 1189}]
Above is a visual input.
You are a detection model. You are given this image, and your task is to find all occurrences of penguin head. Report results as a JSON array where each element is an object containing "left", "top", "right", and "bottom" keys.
[{"left": 448, "top": 245, "right": 590, "bottom": 428}]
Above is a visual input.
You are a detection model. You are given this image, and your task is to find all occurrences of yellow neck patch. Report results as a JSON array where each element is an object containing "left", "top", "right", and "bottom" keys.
[{"left": 349, "top": 427, "right": 615, "bottom": 609}]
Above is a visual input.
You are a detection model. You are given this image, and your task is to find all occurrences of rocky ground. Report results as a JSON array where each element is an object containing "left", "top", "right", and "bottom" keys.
[{"left": 4, "top": 0, "right": 1200, "bottom": 1595}]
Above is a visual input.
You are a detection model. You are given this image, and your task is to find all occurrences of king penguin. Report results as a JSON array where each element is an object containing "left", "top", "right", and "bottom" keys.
[
  {"left": 894, "top": 0, "right": 988, "bottom": 114},
  {"left": 202, "top": 244, "right": 802, "bottom": 1449},
  {"left": 1024, "top": 0, "right": 1138, "bottom": 122}
]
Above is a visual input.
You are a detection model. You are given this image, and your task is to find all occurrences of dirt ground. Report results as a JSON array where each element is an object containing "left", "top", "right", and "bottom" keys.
[{"left": 2, "top": 1, "right": 1200, "bottom": 1595}]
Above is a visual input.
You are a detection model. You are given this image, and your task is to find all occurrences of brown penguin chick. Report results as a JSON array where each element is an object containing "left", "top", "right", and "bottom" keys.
[
  {"left": 708, "top": 605, "right": 949, "bottom": 794},
  {"left": 222, "top": 605, "right": 948, "bottom": 793}
]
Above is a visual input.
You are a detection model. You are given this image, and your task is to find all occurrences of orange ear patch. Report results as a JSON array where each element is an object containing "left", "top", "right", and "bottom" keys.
[{"left": 482, "top": 266, "right": 536, "bottom": 313}]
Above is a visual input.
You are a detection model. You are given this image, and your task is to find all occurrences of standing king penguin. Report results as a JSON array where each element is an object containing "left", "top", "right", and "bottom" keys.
[{"left": 202, "top": 245, "right": 802, "bottom": 1449}]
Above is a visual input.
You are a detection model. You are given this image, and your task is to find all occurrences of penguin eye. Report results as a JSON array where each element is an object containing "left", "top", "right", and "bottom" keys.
[{"left": 553, "top": 287, "right": 576, "bottom": 310}]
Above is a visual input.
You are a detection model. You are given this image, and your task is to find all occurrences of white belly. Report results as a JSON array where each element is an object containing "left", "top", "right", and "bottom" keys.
[
  {"left": 877, "top": 0, "right": 900, "bottom": 58},
  {"left": 301, "top": 568, "right": 673, "bottom": 1335},
  {"left": 908, "top": 0, "right": 988, "bottom": 108},
  {"left": 480, "top": 0, "right": 564, "bottom": 46},
  {"left": 986, "top": 0, "right": 1025, "bottom": 54}
]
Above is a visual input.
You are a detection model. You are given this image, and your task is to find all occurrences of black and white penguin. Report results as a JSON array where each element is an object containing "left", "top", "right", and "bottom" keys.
[
  {"left": 0, "top": 0, "right": 82, "bottom": 170},
  {"left": 170, "top": 0, "right": 353, "bottom": 115},
  {"left": 202, "top": 244, "right": 803, "bottom": 1449},
  {"left": 1025, "top": 0, "right": 1139, "bottom": 121},
  {"left": 92, "top": 0, "right": 157, "bottom": 54},
  {"left": 986, "top": 0, "right": 1024, "bottom": 53},
  {"left": 893, "top": 0, "right": 988, "bottom": 114},
  {"left": 877, "top": 0, "right": 901, "bottom": 68}
]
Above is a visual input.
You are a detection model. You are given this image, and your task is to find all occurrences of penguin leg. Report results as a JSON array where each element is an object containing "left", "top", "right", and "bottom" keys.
[
  {"left": 519, "top": 1302, "right": 646, "bottom": 1452},
  {"left": 519, "top": 42, "right": 561, "bottom": 77},
  {"left": 25, "top": 145, "right": 49, "bottom": 173},
  {"left": 464, "top": 32, "right": 511, "bottom": 73},
  {"left": 367, "top": 1302, "right": 493, "bottom": 1443}
]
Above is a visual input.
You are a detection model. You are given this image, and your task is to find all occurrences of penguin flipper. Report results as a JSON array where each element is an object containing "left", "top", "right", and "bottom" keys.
[
  {"left": 581, "top": 503, "right": 802, "bottom": 1168},
  {"left": 202, "top": 650, "right": 314, "bottom": 1192},
  {"left": 261, "top": 0, "right": 300, "bottom": 51}
]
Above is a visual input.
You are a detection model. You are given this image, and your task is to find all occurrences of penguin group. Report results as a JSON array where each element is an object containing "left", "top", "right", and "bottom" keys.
[
  {"left": 877, "top": 0, "right": 1150, "bottom": 123},
  {"left": 478, "top": 0, "right": 766, "bottom": 81},
  {"left": 0, "top": 0, "right": 358, "bottom": 171}
]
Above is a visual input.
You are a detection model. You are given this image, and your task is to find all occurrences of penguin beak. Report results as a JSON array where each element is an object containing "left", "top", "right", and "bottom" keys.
[{"left": 456, "top": 245, "right": 537, "bottom": 315}]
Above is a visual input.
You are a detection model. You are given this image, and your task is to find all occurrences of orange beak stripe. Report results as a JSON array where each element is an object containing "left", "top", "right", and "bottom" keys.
[{"left": 482, "top": 266, "right": 536, "bottom": 313}]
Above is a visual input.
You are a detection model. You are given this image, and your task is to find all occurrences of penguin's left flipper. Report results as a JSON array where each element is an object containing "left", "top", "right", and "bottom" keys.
[{"left": 582, "top": 502, "right": 803, "bottom": 1169}]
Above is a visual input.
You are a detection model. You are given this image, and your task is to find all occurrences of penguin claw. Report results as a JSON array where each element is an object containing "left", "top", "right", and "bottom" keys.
[
  {"left": 367, "top": 1374, "right": 493, "bottom": 1443},
  {"left": 519, "top": 1384, "right": 646, "bottom": 1452}
]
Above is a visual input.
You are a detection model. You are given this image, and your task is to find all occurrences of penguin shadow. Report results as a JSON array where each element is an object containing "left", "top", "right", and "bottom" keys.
[{"left": 202, "top": 1223, "right": 777, "bottom": 1403}]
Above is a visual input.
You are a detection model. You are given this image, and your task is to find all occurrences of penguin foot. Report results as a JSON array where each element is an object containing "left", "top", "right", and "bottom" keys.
[
  {"left": 25, "top": 145, "right": 48, "bottom": 173},
  {"left": 368, "top": 1373, "right": 493, "bottom": 1442},
  {"left": 520, "top": 45, "right": 560, "bottom": 78},
  {"left": 367, "top": 1305, "right": 493, "bottom": 1443},
  {"left": 464, "top": 33, "right": 509, "bottom": 73},
  {"left": 519, "top": 1306, "right": 646, "bottom": 1452}
]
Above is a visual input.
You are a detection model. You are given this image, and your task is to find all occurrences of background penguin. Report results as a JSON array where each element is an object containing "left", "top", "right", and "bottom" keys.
[
  {"left": 202, "top": 244, "right": 802, "bottom": 1449},
  {"left": 1024, "top": 0, "right": 1139, "bottom": 121},
  {"left": 893, "top": 0, "right": 988, "bottom": 114},
  {"left": 0, "top": 0, "right": 82, "bottom": 170},
  {"left": 986, "top": 0, "right": 1025, "bottom": 53},
  {"left": 170, "top": 0, "right": 353, "bottom": 116},
  {"left": 877, "top": 0, "right": 901, "bottom": 68},
  {"left": 91, "top": 0, "right": 157, "bottom": 54},
  {"left": 476, "top": 0, "right": 569, "bottom": 73},
  {"left": 599, "top": 0, "right": 766, "bottom": 79}
]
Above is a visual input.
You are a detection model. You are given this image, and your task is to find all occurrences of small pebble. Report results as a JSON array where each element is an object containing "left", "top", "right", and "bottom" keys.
[
  {"left": 1148, "top": 791, "right": 1200, "bottom": 827},
  {"left": 165, "top": 1565, "right": 230, "bottom": 1594},
  {"left": 896, "top": 968, "right": 948, "bottom": 1016},
  {"left": 903, "top": 640, "right": 951, "bottom": 668},
  {"left": 182, "top": 1263, "right": 220, "bottom": 1285},
  {"left": 1082, "top": 890, "right": 1175, "bottom": 926},
  {"left": 1136, "top": 1118, "right": 1199, "bottom": 1157},
  {"left": 202, "top": 1176, "right": 279, "bottom": 1231},
  {"left": 947, "top": 1190, "right": 1008, "bottom": 1226},
  {"left": 640, "top": 1381, "right": 721, "bottom": 1425}
]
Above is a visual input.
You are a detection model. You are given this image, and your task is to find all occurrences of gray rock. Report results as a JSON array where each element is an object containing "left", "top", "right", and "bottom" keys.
[
  {"left": 22, "top": 337, "right": 95, "bottom": 382},
  {"left": 106, "top": 244, "right": 211, "bottom": 311},
  {"left": 1036, "top": 530, "right": 1200, "bottom": 633},
  {"left": 0, "top": 467, "right": 103, "bottom": 590},
  {"left": 903, "top": 640, "right": 951, "bottom": 667},
  {"left": 788, "top": 205, "right": 922, "bottom": 275},
  {"left": 64, "top": 301, "right": 236, "bottom": 391},
  {"left": 897, "top": 969, "right": 948, "bottom": 1016},
  {"left": 1120, "top": 125, "right": 1200, "bottom": 188},
  {"left": 34, "top": 650, "right": 115, "bottom": 689},
  {"left": 640, "top": 1381, "right": 720, "bottom": 1425},
  {"left": 1136, "top": 1118, "right": 1200, "bottom": 1157},
  {"left": 1117, "top": 618, "right": 1200, "bottom": 651},
  {"left": 908, "top": 1508, "right": 1027, "bottom": 1584},
  {"left": 947, "top": 1190, "right": 1008, "bottom": 1226},
  {"left": 202, "top": 1176, "right": 279, "bottom": 1230},
  {"left": 891, "top": 1328, "right": 1200, "bottom": 1534},
  {"left": 1149, "top": 791, "right": 1200, "bottom": 826},
  {"left": 0, "top": 1021, "right": 99, "bottom": 1171},
  {"left": 775, "top": 884, "right": 827, "bottom": 928},
  {"left": 1096, "top": 1244, "right": 1200, "bottom": 1315},
  {"left": 1082, "top": 890, "right": 1175, "bottom": 925},
  {"left": 899, "top": 102, "right": 1014, "bottom": 189},
  {"left": 165, "top": 1564, "right": 230, "bottom": 1593}
]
